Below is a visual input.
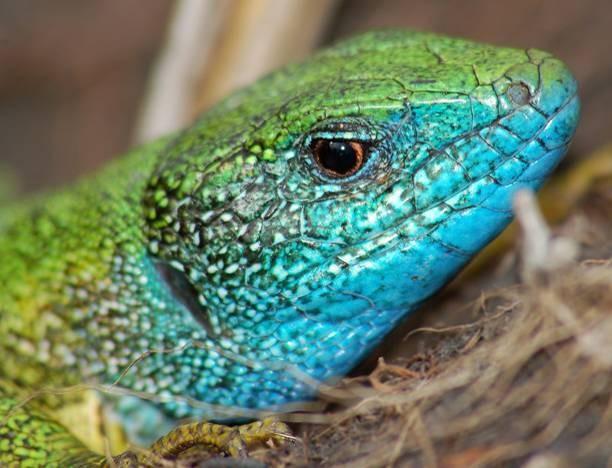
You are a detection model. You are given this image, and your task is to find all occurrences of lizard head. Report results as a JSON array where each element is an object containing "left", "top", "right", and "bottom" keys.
[{"left": 137, "top": 31, "right": 578, "bottom": 418}]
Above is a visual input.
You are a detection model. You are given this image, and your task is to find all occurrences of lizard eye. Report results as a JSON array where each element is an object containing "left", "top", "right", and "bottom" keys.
[{"left": 311, "top": 139, "right": 367, "bottom": 178}]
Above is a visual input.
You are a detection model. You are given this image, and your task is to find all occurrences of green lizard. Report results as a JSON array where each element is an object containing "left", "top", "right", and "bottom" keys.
[{"left": 0, "top": 30, "right": 579, "bottom": 465}]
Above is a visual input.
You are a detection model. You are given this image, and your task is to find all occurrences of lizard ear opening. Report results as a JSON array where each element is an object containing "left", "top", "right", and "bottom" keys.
[{"left": 153, "top": 260, "right": 217, "bottom": 338}]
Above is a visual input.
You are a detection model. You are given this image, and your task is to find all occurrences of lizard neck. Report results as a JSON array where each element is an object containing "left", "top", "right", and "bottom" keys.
[{"left": 0, "top": 137, "right": 171, "bottom": 389}]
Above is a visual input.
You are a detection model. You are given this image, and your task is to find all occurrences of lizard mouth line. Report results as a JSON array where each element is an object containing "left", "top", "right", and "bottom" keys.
[{"left": 154, "top": 260, "right": 216, "bottom": 337}]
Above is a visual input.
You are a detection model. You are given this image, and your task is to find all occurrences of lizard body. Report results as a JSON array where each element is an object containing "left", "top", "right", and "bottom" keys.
[{"left": 0, "top": 31, "right": 579, "bottom": 464}]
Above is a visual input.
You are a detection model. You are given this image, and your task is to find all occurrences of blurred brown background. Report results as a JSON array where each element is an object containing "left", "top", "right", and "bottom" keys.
[{"left": 1, "top": 0, "right": 610, "bottom": 193}]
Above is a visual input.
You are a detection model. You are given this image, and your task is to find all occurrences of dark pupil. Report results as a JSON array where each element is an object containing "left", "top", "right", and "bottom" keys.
[{"left": 317, "top": 141, "right": 358, "bottom": 175}]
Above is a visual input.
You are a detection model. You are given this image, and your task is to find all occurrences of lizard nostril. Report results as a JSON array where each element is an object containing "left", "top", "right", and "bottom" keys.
[{"left": 507, "top": 82, "right": 532, "bottom": 106}]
